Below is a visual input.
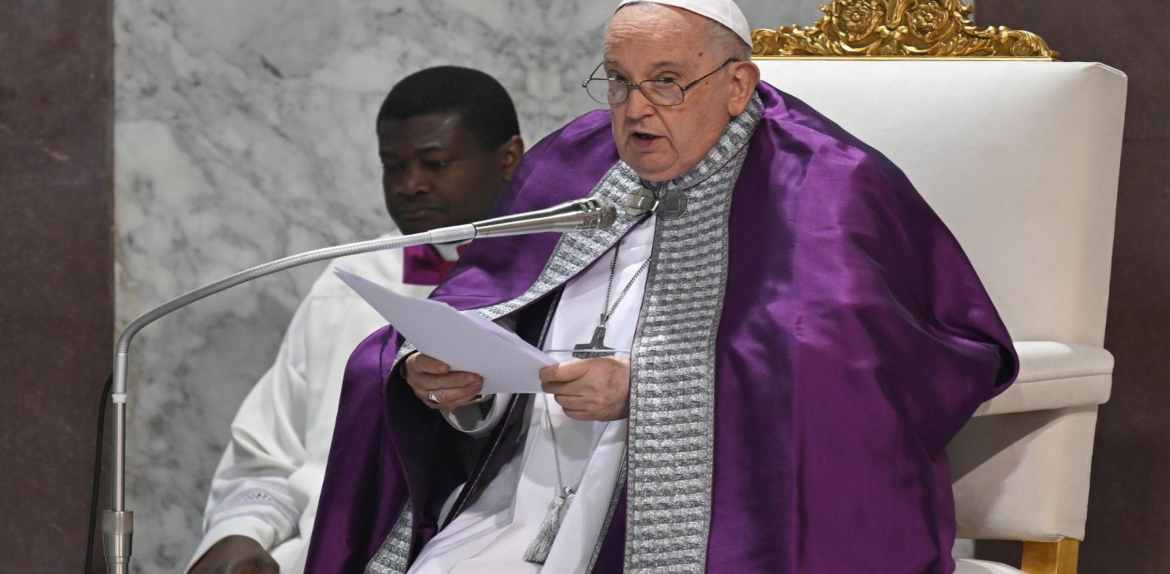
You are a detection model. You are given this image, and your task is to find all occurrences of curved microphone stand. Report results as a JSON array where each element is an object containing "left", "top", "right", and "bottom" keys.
[{"left": 102, "top": 198, "right": 616, "bottom": 573}]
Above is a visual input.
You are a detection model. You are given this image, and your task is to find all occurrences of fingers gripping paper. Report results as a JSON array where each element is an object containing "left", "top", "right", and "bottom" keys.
[{"left": 335, "top": 267, "right": 553, "bottom": 394}]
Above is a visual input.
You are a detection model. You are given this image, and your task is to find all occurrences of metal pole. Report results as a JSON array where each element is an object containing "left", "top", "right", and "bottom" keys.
[{"left": 100, "top": 226, "right": 472, "bottom": 572}]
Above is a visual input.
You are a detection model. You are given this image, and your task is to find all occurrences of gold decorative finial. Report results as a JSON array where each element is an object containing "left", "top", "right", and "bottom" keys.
[{"left": 752, "top": 0, "right": 1058, "bottom": 59}]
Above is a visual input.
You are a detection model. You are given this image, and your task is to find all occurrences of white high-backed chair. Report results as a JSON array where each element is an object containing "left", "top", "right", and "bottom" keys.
[{"left": 751, "top": 2, "right": 1127, "bottom": 573}]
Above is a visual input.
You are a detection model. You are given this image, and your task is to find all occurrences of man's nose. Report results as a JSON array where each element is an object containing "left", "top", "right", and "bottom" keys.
[
  {"left": 398, "top": 162, "right": 430, "bottom": 195},
  {"left": 623, "top": 86, "right": 656, "bottom": 120}
]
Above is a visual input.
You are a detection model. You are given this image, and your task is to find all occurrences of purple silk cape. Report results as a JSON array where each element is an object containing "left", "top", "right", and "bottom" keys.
[{"left": 305, "top": 82, "right": 1018, "bottom": 573}]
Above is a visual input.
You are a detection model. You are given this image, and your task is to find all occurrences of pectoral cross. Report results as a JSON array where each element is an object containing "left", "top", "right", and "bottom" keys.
[{"left": 572, "top": 317, "right": 615, "bottom": 359}]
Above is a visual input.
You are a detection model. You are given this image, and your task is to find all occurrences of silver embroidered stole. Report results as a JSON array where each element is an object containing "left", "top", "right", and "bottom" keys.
[
  {"left": 364, "top": 96, "right": 762, "bottom": 574},
  {"left": 623, "top": 99, "right": 760, "bottom": 572}
]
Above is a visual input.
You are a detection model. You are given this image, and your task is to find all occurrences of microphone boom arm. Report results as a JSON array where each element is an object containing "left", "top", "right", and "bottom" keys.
[{"left": 103, "top": 197, "right": 614, "bottom": 573}]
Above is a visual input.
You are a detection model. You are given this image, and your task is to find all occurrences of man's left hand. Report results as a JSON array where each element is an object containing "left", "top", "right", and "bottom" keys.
[{"left": 539, "top": 357, "right": 630, "bottom": 421}]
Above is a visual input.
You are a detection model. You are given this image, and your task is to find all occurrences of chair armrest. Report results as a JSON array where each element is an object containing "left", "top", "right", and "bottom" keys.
[{"left": 974, "top": 342, "right": 1113, "bottom": 417}]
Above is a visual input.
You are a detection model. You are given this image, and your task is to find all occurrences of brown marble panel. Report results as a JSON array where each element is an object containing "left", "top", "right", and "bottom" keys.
[
  {"left": 976, "top": 1, "right": 1170, "bottom": 572},
  {"left": 1082, "top": 140, "right": 1170, "bottom": 573},
  {"left": 978, "top": 2, "right": 1170, "bottom": 141},
  {"left": 0, "top": 0, "right": 113, "bottom": 572}
]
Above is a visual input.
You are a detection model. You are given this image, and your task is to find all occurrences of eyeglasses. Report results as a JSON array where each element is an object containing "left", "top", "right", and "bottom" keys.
[{"left": 582, "top": 58, "right": 739, "bottom": 107}]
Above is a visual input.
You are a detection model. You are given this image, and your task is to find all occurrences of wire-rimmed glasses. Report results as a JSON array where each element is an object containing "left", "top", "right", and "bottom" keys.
[{"left": 581, "top": 58, "right": 739, "bottom": 107}]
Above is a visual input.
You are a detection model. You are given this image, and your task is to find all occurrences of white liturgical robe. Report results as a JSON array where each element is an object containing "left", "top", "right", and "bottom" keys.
[
  {"left": 408, "top": 215, "right": 657, "bottom": 573},
  {"left": 190, "top": 241, "right": 458, "bottom": 573}
]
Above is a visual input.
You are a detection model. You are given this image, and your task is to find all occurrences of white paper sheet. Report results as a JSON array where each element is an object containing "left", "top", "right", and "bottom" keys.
[{"left": 334, "top": 267, "right": 553, "bottom": 394}]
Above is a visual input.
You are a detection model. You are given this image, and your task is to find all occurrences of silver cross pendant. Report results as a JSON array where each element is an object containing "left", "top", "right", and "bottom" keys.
[{"left": 572, "top": 323, "right": 615, "bottom": 359}]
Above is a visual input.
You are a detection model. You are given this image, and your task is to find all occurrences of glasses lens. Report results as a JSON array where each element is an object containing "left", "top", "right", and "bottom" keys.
[
  {"left": 641, "top": 80, "right": 684, "bottom": 106},
  {"left": 585, "top": 79, "right": 626, "bottom": 105}
]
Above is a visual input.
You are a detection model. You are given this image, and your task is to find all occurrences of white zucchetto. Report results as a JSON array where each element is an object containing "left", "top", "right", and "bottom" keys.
[{"left": 615, "top": 0, "right": 753, "bottom": 47}]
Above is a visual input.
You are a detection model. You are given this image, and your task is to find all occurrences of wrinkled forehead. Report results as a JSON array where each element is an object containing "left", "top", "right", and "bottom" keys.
[{"left": 603, "top": 4, "right": 714, "bottom": 63}]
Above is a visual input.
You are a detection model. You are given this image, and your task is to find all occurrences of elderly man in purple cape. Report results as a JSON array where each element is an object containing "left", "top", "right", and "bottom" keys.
[{"left": 306, "top": 1, "right": 1019, "bottom": 573}]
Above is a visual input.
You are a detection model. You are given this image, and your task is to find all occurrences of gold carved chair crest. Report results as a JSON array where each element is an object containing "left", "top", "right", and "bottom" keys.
[{"left": 751, "top": 0, "right": 1057, "bottom": 58}]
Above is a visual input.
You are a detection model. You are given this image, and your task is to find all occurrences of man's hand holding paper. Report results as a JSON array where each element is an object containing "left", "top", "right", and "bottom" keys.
[
  {"left": 403, "top": 353, "right": 485, "bottom": 410},
  {"left": 335, "top": 266, "right": 559, "bottom": 396},
  {"left": 540, "top": 357, "right": 631, "bottom": 421}
]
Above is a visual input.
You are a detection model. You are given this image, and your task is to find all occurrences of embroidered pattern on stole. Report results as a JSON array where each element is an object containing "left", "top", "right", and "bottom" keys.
[
  {"left": 364, "top": 501, "right": 413, "bottom": 574},
  {"left": 623, "top": 98, "right": 759, "bottom": 573},
  {"left": 365, "top": 96, "right": 763, "bottom": 573}
]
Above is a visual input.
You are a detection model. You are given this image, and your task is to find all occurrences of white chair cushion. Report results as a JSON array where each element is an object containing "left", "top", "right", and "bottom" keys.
[{"left": 955, "top": 559, "right": 1021, "bottom": 574}]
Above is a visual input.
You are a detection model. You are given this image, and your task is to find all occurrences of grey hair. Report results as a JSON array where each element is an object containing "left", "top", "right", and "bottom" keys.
[{"left": 707, "top": 18, "right": 752, "bottom": 61}]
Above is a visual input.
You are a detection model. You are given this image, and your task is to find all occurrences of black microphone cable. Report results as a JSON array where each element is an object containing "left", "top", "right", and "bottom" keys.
[{"left": 84, "top": 373, "right": 113, "bottom": 574}]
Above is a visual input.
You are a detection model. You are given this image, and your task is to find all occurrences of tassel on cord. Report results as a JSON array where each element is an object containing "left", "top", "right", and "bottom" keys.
[{"left": 523, "top": 487, "right": 575, "bottom": 564}]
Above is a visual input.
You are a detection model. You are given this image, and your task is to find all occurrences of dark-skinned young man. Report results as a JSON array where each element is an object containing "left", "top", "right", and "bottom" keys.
[{"left": 187, "top": 66, "right": 525, "bottom": 574}]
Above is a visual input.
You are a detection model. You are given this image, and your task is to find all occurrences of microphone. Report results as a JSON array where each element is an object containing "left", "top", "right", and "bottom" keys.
[
  {"left": 100, "top": 196, "right": 616, "bottom": 573},
  {"left": 472, "top": 196, "right": 617, "bottom": 238}
]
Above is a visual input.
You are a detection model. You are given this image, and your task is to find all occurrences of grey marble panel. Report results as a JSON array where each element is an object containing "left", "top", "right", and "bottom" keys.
[{"left": 114, "top": 0, "right": 826, "bottom": 571}]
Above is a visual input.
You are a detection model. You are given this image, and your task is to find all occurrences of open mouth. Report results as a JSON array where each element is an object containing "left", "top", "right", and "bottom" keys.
[{"left": 631, "top": 131, "right": 663, "bottom": 147}]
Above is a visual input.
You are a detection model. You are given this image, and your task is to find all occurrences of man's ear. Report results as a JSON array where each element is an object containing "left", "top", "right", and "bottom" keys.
[
  {"left": 726, "top": 59, "right": 760, "bottom": 116},
  {"left": 497, "top": 134, "right": 525, "bottom": 182}
]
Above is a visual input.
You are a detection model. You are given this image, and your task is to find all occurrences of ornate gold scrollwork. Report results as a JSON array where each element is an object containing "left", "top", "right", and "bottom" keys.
[{"left": 752, "top": 0, "right": 1058, "bottom": 59}]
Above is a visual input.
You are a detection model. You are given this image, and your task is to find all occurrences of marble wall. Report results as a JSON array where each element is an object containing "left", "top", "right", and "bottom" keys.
[{"left": 114, "top": 0, "right": 825, "bottom": 570}]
